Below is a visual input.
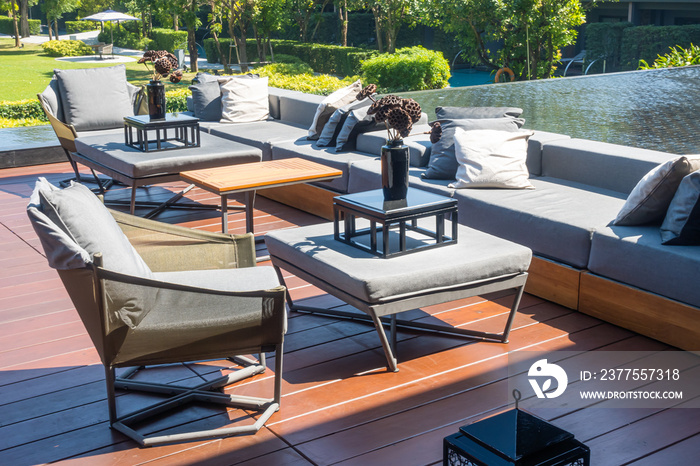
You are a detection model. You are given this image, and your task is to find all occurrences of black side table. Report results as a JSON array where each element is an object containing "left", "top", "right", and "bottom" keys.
[
  {"left": 333, "top": 188, "right": 458, "bottom": 258},
  {"left": 124, "top": 113, "right": 200, "bottom": 152}
]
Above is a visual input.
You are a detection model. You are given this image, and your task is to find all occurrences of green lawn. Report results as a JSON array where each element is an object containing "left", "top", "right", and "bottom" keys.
[{"left": 0, "top": 38, "right": 193, "bottom": 101}]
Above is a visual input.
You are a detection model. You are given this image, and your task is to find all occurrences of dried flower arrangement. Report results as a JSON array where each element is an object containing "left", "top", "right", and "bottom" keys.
[
  {"left": 138, "top": 50, "right": 183, "bottom": 83},
  {"left": 356, "top": 84, "right": 422, "bottom": 142}
]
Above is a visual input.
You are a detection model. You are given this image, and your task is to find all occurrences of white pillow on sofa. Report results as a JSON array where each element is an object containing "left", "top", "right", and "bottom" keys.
[
  {"left": 307, "top": 79, "right": 362, "bottom": 140},
  {"left": 448, "top": 128, "right": 535, "bottom": 189},
  {"left": 220, "top": 76, "right": 269, "bottom": 123}
]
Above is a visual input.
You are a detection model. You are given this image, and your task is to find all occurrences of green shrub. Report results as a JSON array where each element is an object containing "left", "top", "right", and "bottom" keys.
[
  {"left": 253, "top": 66, "right": 360, "bottom": 95},
  {"left": 584, "top": 22, "right": 633, "bottom": 73},
  {"left": 0, "top": 16, "right": 40, "bottom": 35},
  {"left": 65, "top": 21, "right": 101, "bottom": 34},
  {"left": 151, "top": 28, "right": 188, "bottom": 53},
  {"left": 165, "top": 88, "right": 190, "bottom": 113},
  {"left": 639, "top": 44, "right": 700, "bottom": 69},
  {"left": 98, "top": 23, "right": 153, "bottom": 51},
  {"left": 621, "top": 24, "right": 700, "bottom": 70},
  {"left": 360, "top": 46, "right": 450, "bottom": 93},
  {"left": 41, "top": 40, "right": 94, "bottom": 57},
  {"left": 0, "top": 99, "right": 47, "bottom": 121}
]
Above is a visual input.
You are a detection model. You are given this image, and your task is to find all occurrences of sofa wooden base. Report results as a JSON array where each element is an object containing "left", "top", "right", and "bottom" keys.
[
  {"left": 260, "top": 182, "right": 338, "bottom": 220},
  {"left": 525, "top": 256, "right": 581, "bottom": 310},
  {"left": 579, "top": 272, "right": 699, "bottom": 351}
]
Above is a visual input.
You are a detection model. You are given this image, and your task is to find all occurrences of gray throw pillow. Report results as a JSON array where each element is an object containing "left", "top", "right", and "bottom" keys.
[
  {"left": 435, "top": 106, "right": 524, "bottom": 119},
  {"left": 189, "top": 80, "right": 222, "bottom": 121},
  {"left": 317, "top": 98, "right": 371, "bottom": 147},
  {"left": 54, "top": 65, "right": 134, "bottom": 132},
  {"left": 38, "top": 181, "right": 156, "bottom": 328},
  {"left": 335, "top": 106, "right": 385, "bottom": 152},
  {"left": 660, "top": 170, "right": 700, "bottom": 245},
  {"left": 423, "top": 117, "right": 526, "bottom": 180},
  {"left": 614, "top": 156, "right": 700, "bottom": 226}
]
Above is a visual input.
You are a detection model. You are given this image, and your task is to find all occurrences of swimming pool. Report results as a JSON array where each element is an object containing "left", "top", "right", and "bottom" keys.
[
  {"left": 448, "top": 69, "right": 494, "bottom": 88},
  {"left": 406, "top": 66, "right": 700, "bottom": 155}
]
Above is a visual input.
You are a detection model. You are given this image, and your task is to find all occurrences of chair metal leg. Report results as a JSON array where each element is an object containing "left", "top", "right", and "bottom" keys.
[{"left": 104, "top": 366, "right": 118, "bottom": 425}]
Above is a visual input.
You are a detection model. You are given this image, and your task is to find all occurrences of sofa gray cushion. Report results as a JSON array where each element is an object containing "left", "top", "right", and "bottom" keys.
[
  {"left": 526, "top": 131, "right": 571, "bottom": 177},
  {"left": 265, "top": 222, "right": 531, "bottom": 306},
  {"left": 74, "top": 132, "right": 262, "bottom": 179},
  {"left": 271, "top": 138, "right": 374, "bottom": 193},
  {"left": 589, "top": 225, "right": 700, "bottom": 307},
  {"left": 423, "top": 117, "right": 526, "bottom": 180},
  {"left": 54, "top": 65, "right": 134, "bottom": 131},
  {"left": 614, "top": 156, "right": 700, "bottom": 226},
  {"left": 307, "top": 80, "right": 362, "bottom": 139},
  {"left": 279, "top": 94, "right": 325, "bottom": 127},
  {"left": 660, "top": 169, "right": 700, "bottom": 245},
  {"left": 454, "top": 177, "right": 627, "bottom": 268},
  {"left": 38, "top": 78, "right": 64, "bottom": 121},
  {"left": 356, "top": 125, "right": 432, "bottom": 167},
  {"left": 189, "top": 80, "right": 222, "bottom": 121},
  {"left": 317, "top": 99, "right": 371, "bottom": 147},
  {"left": 209, "top": 120, "right": 308, "bottom": 161},
  {"left": 35, "top": 179, "right": 156, "bottom": 328},
  {"left": 541, "top": 139, "right": 677, "bottom": 194},
  {"left": 435, "top": 106, "right": 523, "bottom": 119},
  {"left": 335, "top": 105, "right": 385, "bottom": 152}
]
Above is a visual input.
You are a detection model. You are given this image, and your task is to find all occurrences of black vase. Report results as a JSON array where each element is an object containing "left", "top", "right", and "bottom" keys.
[
  {"left": 147, "top": 80, "right": 166, "bottom": 120},
  {"left": 381, "top": 139, "right": 410, "bottom": 202}
]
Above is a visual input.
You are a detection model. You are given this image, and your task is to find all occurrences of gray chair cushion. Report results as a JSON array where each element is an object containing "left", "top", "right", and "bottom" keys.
[
  {"left": 423, "top": 117, "right": 526, "bottom": 180},
  {"left": 189, "top": 80, "right": 222, "bottom": 121},
  {"left": 270, "top": 139, "right": 375, "bottom": 193},
  {"left": 453, "top": 177, "right": 627, "bottom": 268},
  {"left": 38, "top": 78, "right": 64, "bottom": 121},
  {"left": 541, "top": 139, "right": 677, "bottom": 195},
  {"left": 31, "top": 179, "right": 156, "bottom": 328},
  {"left": 209, "top": 120, "right": 309, "bottom": 161},
  {"left": 265, "top": 222, "right": 531, "bottom": 306},
  {"left": 660, "top": 169, "right": 700, "bottom": 245},
  {"left": 435, "top": 106, "right": 523, "bottom": 119},
  {"left": 589, "top": 224, "right": 700, "bottom": 308},
  {"left": 356, "top": 125, "right": 432, "bottom": 167},
  {"left": 54, "top": 65, "right": 134, "bottom": 131},
  {"left": 74, "top": 132, "right": 262, "bottom": 180},
  {"left": 154, "top": 266, "right": 280, "bottom": 293}
]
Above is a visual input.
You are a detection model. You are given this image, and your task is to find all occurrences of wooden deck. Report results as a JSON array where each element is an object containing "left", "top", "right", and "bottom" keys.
[{"left": 1, "top": 162, "right": 698, "bottom": 465}]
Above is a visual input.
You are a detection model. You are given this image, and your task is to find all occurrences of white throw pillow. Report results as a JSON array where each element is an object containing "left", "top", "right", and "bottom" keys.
[
  {"left": 220, "top": 76, "right": 269, "bottom": 123},
  {"left": 448, "top": 128, "right": 535, "bottom": 189},
  {"left": 307, "top": 79, "right": 362, "bottom": 140}
]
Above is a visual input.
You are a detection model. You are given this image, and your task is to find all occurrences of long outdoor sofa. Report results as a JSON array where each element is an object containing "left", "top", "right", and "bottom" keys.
[{"left": 184, "top": 82, "right": 700, "bottom": 352}]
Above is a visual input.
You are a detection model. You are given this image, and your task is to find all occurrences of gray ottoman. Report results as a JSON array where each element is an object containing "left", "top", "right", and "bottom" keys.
[{"left": 265, "top": 221, "right": 532, "bottom": 371}]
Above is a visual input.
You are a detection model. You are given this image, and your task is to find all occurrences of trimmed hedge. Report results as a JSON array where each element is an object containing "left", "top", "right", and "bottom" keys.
[
  {"left": 621, "top": 24, "right": 700, "bottom": 70},
  {"left": 97, "top": 22, "right": 153, "bottom": 51},
  {"left": 361, "top": 46, "right": 450, "bottom": 93},
  {"left": 203, "top": 38, "right": 376, "bottom": 76},
  {"left": 584, "top": 22, "right": 633, "bottom": 72},
  {"left": 65, "top": 21, "right": 101, "bottom": 34},
  {"left": 0, "top": 16, "right": 40, "bottom": 36},
  {"left": 41, "top": 40, "right": 95, "bottom": 57},
  {"left": 0, "top": 99, "right": 47, "bottom": 121},
  {"left": 151, "top": 28, "right": 188, "bottom": 53}
]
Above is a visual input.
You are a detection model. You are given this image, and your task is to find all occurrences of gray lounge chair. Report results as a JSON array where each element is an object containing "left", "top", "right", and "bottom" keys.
[{"left": 26, "top": 178, "right": 286, "bottom": 446}]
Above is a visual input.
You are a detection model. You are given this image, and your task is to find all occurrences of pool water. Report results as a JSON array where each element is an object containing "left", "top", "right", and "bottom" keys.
[
  {"left": 407, "top": 66, "right": 700, "bottom": 155},
  {"left": 448, "top": 69, "right": 494, "bottom": 88}
]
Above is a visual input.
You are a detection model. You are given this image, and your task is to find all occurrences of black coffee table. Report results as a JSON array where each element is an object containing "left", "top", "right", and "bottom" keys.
[
  {"left": 333, "top": 188, "right": 458, "bottom": 258},
  {"left": 124, "top": 113, "right": 200, "bottom": 152}
]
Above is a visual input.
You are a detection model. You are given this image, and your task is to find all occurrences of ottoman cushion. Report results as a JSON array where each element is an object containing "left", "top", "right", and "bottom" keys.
[{"left": 265, "top": 222, "right": 532, "bottom": 306}]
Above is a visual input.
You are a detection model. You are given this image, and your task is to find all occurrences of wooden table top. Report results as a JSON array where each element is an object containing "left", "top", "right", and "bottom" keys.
[{"left": 180, "top": 157, "right": 343, "bottom": 194}]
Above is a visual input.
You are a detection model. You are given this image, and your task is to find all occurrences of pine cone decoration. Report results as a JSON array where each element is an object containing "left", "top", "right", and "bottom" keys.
[
  {"left": 169, "top": 69, "right": 183, "bottom": 83},
  {"left": 154, "top": 56, "right": 177, "bottom": 76},
  {"left": 380, "top": 95, "right": 402, "bottom": 107},
  {"left": 402, "top": 99, "right": 422, "bottom": 123},
  {"left": 429, "top": 121, "right": 442, "bottom": 143},
  {"left": 367, "top": 100, "right": 382, "bottom": 115},
  {"left": 356, "top": 84, "right": 377, "bottom": 101},
  {"left": 387, "top": 108, "right": 412, "bottom": 138}
]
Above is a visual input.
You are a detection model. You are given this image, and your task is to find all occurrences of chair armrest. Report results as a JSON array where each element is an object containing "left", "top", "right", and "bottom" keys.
[
  {"left": 37, "top": 94, "right": 78, "bottom": 153},
  {"left": 109, "top": 209, "right": 256, "bottom": 272}
]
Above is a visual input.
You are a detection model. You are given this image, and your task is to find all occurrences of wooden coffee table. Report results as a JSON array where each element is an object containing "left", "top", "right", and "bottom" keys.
[{"left": 181, "top": 158, "right": 342, "bottom": 234}]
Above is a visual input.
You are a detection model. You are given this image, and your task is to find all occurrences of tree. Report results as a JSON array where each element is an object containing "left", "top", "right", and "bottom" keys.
[
  {"left": 42, "top": 0, "right": 80, "bottom": 40},
  {"left": 333, "top": 0, "right": 363, "bottom": 47},
  {"left": 19, "top": 0, "right": 37, "bottom": 37},
  {"left": 208, "top": 0, "right": 257, "bottom": 72},
  {"left": 367, "top": 0, "right": 424, "bottom": 54},
  {"left": 252, "top": 0, "right": 289, "bottom": 62},
  {"left": 434, "top": 0, "right": 587, "bottom": 80}
]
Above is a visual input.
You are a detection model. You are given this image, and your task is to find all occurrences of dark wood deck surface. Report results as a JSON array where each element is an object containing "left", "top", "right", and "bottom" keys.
[{"left": 1, "top": 162, "right": 698, "bottom": 465}]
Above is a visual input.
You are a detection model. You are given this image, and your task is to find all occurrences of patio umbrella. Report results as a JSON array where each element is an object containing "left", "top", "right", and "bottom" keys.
[{"left": 81, "top": 10, "right": 139, "bottom": 45}]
